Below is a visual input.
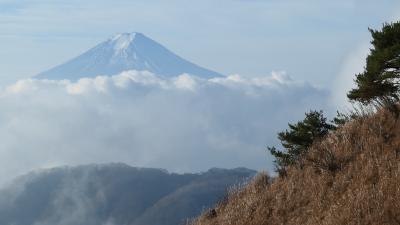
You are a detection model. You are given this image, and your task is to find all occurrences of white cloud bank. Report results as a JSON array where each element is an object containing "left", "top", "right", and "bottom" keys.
[{"left": 0, "top": 71, "right": 331, "bottom": 183}]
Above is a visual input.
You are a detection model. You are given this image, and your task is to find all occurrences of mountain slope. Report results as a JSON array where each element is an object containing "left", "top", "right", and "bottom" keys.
[
  {"left": 0, "top": 163, "right": 254, "bottom": 225},
  {"left": 36, "top": 33, "right": 222, "bottom": 80},
  {"left": 132, "top": 168, "right": 253, "bottom": 225},
  {"left": 191, "top": 109, "right": 400, "bottom": 225}
]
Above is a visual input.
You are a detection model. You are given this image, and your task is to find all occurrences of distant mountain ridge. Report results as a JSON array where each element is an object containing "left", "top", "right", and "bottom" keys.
[
  {"left": 36, "top": 32, "right": 222, "bottom": 80},
  {"left": 0, "top": 163, "right": 255, "bottom": 225}
]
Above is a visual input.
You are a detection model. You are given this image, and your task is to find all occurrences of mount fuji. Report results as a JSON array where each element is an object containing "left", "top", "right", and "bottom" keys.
[{"left": 36, "top": 32, "right": 222, "bottom": 80}]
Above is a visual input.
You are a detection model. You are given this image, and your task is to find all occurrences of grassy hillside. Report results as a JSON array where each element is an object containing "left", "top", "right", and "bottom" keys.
[{"left": 191, "top": 109, "right": 400, "bottom": 225}]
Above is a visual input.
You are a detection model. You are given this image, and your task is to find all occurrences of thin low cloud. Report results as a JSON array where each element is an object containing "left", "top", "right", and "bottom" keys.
[
  {"left": 331, "top": 41, "right": 370, "bottom": 110},
  {"left": 0, "top": 71, "right": 331, "bottom": 184}
]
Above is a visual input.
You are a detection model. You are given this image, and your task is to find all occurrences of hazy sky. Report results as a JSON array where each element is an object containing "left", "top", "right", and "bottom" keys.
[
  {"left": 0, "top": 1, "right": 400, "bottom": 182},
  {"left": 0, "top": 0, "right": 399, "bottom": 86}
]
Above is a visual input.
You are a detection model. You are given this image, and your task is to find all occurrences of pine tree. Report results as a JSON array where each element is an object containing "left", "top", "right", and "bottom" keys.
[
  {"left": 268, "top": 110, "right": 334, "bottom": 176},
  {"left": 348, "top": 22, "right": 400, "bottom": 108}
]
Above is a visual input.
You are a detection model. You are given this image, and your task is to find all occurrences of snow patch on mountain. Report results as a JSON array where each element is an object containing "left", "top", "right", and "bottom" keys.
[{"left": 111, "top": 33, "right": 137, "bottom": 55}]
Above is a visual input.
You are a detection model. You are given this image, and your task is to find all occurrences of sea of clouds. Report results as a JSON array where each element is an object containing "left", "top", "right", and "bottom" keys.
[{"left": 0, "top": 70, "right": 332, "bottom": 184}]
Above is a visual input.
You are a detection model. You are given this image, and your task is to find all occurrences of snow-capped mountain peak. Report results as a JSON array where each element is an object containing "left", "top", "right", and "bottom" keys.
[
  {"left": 36, "top": 32, "right": 222, "bottom": 80},
  {"left": 110, "top": 32, "right": 138, "bottom": 55}
]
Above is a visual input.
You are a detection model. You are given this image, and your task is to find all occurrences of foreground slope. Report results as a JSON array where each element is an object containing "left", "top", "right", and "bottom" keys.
[
  {"left": 0, "top": 163, "right": 254, "bottom": 225},
  {"left": 36, "top": 32, "right": 222, "bottom": 80},
  {"left": 192, "top": 109, "right": 400, "bottom": 225}
]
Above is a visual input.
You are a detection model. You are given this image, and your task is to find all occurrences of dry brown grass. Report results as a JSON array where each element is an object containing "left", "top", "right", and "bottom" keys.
[{"left": 190, "top": 109, "right": 400, "bottom": 225}]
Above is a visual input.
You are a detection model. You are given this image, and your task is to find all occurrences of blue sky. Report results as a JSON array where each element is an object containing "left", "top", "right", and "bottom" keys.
[{"left": 0, "top": 0, "right": 399, "bottom": 86}]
